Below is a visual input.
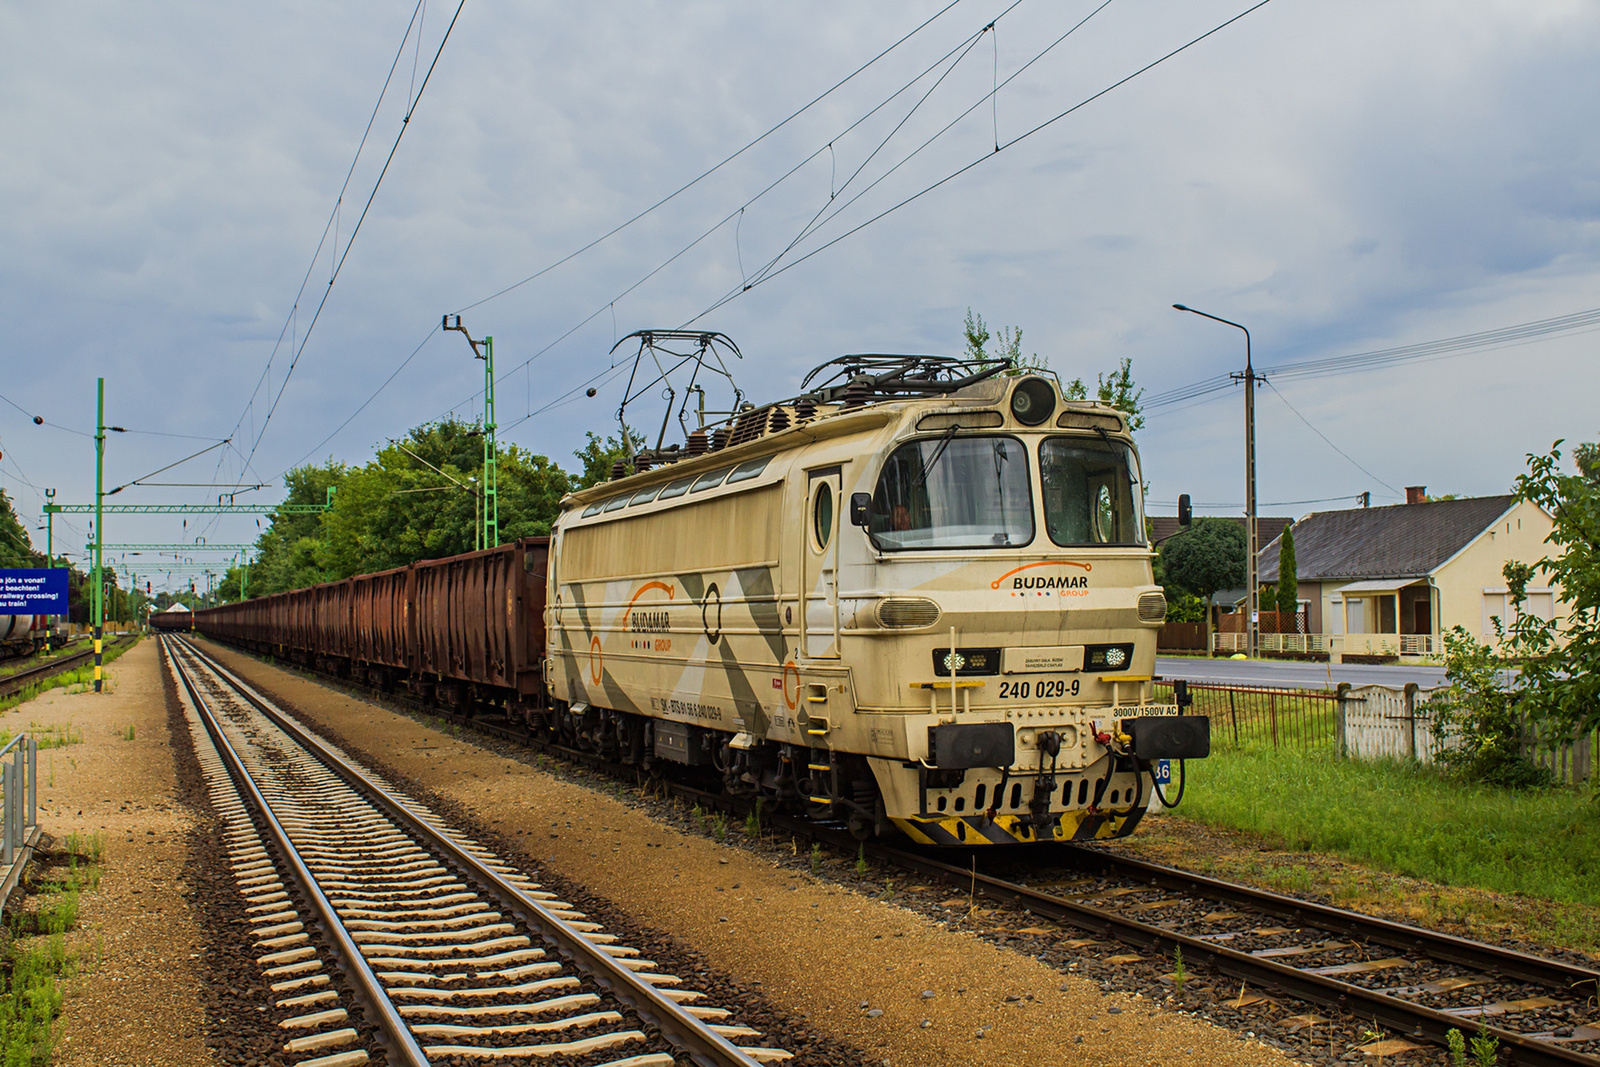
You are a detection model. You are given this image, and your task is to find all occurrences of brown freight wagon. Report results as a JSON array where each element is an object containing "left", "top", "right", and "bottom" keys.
[{"left": 186, "top": 538, "right": 549, "bottom": 720}]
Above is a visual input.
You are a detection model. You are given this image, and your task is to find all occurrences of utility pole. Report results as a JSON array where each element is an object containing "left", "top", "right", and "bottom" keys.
[
  {"left": 1173, "top": 305, "right": 1265, "bottom": 658},
  {"left": 442, "top": 315, "right": 498, "bottom": 549},
  {"left": 93, "top": 378, "right": 105, "bottom": 692}
]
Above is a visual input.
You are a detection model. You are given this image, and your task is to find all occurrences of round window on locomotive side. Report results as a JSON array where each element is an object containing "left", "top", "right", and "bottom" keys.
[{"left": 813, "top": 483, "right": 834, "bottom": 551}]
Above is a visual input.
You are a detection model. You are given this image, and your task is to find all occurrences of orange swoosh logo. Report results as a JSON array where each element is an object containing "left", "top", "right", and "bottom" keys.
[
  {"left": 622, "top": 581, "right": 675, "bottom": 626},
  {"left": 991, "top": 560, "right": 1092, "bottom": 590}
]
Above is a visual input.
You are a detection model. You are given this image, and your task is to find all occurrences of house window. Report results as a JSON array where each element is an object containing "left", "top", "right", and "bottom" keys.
[
  {"left": 1482, "top": 593, "right": 1507, "bottom": 636},
  {"left": 1346, "top": 598, "right": 1367, "bottom": 634}
]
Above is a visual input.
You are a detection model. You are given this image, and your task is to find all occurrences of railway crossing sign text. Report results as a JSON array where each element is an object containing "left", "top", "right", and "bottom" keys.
[{"left": 0, "top": 570, "right": 69, "bottom": 613}]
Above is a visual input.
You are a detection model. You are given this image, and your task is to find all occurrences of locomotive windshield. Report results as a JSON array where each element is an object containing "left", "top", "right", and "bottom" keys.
[
  {"left": 869, "top": 435, "right": 1033, "bottom": 550},
  {"left": 1039, "top": 437, "right": 1145, "bottom": 546}
]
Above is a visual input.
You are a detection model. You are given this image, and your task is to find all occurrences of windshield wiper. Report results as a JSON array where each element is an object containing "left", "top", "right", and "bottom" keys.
[{"left": 912, "top": 423, "right": 961, "bottom": 489}]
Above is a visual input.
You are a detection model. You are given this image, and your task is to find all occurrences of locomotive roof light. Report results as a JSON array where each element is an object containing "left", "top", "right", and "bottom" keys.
[{"left": 1009, "top": 376, "right": 1056, "bottom": 426}]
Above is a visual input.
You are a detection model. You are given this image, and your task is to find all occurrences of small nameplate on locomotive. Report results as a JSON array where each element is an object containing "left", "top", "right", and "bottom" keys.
[{"left": 1001, "top": 645, "right": 1085, "bottom": 674}]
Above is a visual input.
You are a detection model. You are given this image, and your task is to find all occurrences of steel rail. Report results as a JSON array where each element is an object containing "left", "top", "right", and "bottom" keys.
[
  {"left": 1056, "top": 844, "right": 1600, "bottom": 993},
  {"left": 163, "top": 638, "right": 431, "bottom": 1067},
  {"left": 172, "top": 635, "right": 767, "bottom": 1067}
]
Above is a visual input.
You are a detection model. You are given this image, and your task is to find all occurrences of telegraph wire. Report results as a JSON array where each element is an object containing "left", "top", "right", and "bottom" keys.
[
  {"left": 1265, "top": 379, "right": 1400, "bottom": 497},
  {"left": 1145, "top": 303, "right": 1600, "bottom": 411}
]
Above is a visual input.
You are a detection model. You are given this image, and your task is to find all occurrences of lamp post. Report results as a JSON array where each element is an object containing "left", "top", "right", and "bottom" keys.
[
  {"left": 93, "top": 378, "right": 105, "bottom": 692},
  {"left": 1173, "top": 304, "right": 1264, "bottom": 658},
  {"left": 442, "top": 315, "right": 498, "bottom": 549}
]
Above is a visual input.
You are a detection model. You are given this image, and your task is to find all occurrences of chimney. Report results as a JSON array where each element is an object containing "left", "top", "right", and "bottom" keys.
[{"left": 1406, "top": 486, "right": 1426, "bottom": 505}]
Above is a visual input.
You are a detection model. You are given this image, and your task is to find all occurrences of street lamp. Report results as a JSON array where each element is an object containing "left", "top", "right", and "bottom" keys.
[
  {"left": 1172, "top": 303, "right": 1264, "bottom": 658},
  {"left": 442, "top": 315, "right": 499, "bottom": 549}
]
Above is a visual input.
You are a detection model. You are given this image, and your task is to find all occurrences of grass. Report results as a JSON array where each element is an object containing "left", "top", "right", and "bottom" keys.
[
  {"left": 0, "top": 834, "right": 104, "bottom": 1064},
  {"left": 1178, "top": 747, "right": 1600, "bottom": 905}
]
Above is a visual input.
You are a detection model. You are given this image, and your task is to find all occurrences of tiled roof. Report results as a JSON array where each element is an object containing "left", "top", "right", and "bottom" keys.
[{"left": 1258, "top": 495, "right": 1516, "bottom": 582}]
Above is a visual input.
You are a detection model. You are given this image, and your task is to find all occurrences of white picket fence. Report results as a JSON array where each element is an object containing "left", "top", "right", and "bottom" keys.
[{"left": 1338, "top": 685, "right": 1593, "bottom": 783}]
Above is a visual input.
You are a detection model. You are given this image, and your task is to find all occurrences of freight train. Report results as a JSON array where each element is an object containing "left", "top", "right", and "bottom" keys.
[{"left": 178, "top": 347, "right": 1209, "bottom": 846}]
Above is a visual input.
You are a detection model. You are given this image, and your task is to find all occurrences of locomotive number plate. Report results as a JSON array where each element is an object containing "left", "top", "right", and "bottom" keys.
[{"left": 996, "top": 676, "right": 1081, "bottom": 700}]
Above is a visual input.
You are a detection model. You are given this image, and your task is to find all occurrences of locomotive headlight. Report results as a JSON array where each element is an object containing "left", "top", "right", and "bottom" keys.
[
  {"left": 1009, "top": 377, "right": 1056, "bottom": 426},
  {"left": 941, "top": 651, "right": 967, "bottom": 674},
  {"left": 1083, "top": 642, "right": 1135, "bottom": 671}
]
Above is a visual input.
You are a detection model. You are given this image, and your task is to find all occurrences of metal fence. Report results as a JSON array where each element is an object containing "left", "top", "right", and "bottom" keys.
[
  {"left": 1153, "top": 680, "right": 1339, "bottom": 751},
  {"left": 1155, "top": 678, "right": 1595, "bottom": 784},
  {"left": 0, "top": 734, "right": 38, "bottom": 909}
]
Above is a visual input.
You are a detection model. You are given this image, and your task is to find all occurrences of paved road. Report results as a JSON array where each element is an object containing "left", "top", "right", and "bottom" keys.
[{"left": 1155, "top": 655, "right": 1448, "bottom": 690}]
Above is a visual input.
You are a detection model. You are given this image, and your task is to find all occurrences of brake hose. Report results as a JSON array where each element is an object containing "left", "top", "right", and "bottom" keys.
[{"left": 1151, "top": 758, "right": 1187, "bottom": 809}]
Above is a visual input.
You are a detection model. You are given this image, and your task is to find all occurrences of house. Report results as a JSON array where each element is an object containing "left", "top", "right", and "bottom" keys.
[{"left": 1251, "top": 488, "right": 1558, "bottom": 660}]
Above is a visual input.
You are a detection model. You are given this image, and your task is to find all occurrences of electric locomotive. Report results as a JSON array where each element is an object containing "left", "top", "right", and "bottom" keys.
[{"left": 546, "top": 335, "right": 1209, "bottom": 845}]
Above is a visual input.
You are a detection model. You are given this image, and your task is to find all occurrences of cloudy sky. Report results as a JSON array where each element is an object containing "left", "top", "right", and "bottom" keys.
[{"left": 2, "top": 0, "right": 1596, "bottom": 587}]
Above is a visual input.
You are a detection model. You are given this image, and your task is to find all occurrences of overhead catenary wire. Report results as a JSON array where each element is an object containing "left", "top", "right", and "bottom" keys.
[
  {"left": 224, "top": 0, "right": 431, "bottom": 472},
  {"left": 284, "top": 3, "right": 984, "bottom": 466},
  {"left": 684, "top": 0, "right": 1274, "bottom": 324},
  {"left": 452, "top": 0, "right": 967, "bottom": 316},
  {"left": 448, "top": 0, "right": 1165, "bottom": 426},
  {"left": 427, "top": 5, "right": 1026, "bottom": 424},
  {"left": 232, "top": 0, "right": 467, "bottom": 484},
  {"left": 721, "top": 0, "right": 1116, "bottom": 302}
]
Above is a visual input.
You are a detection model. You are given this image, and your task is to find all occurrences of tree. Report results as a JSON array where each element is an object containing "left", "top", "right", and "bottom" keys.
[
  {"left": 0, "top": 489, "right": 42, "bottom": 568},
  {"left": 1092, "top": 357, "right": 1145, "bottom": 432},
  {"left": 252, "top": 460, "right": 348, "bottom": 594},
  {"left": 961, "top": 310, "right": 1142, "bottom": 428},
  {"left": 1275, "top": 523, "right": 1298, "bottom": 620},
  {"left": 1502, "top": 438, "right": 1600, "bottom": 738},
  {"left": 247, "top": 418, "right": 572, "bottom": 593},
  {"left": 1159, "top": 518, "right": 1247, "bottom": 654},
  {"left": 964, "top": 308, "right": 1044, "bottom": 373},
  {"left": 572, "top": 428, "right": 643, "bottom": 491}
]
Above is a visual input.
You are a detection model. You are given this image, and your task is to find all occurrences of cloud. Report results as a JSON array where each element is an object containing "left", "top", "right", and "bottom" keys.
[{"left": 2, "top": 0, "right": 1598, "bottom": 577}]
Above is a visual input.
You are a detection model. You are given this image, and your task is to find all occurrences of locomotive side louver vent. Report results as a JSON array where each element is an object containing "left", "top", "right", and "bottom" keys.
[
  {"left": 1137, "top": 592, "right": 1167, "bottom": 622},
  {"left": 876, "top": 597, "right": 942, "bottom": 629}
]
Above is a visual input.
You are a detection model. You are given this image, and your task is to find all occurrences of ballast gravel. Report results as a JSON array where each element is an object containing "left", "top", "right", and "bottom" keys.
[{"left": 199, "top": 639, "right": 1299, "bottom": 1067}]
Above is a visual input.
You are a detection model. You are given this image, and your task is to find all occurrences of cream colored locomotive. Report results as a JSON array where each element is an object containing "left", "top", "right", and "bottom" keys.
[{"left": 546, "top": 341, "right": 1208, "bottom": 845}]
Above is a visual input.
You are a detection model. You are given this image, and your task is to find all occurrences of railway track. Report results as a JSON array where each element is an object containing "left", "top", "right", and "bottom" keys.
[
  {"left": 895, "top": 845, "right": 1600, "bottom": 1066},
  {"left": 0, "top": 637, "right": 114, "bottom": 700},
  {"left": 162, "top": 634, "right": 790, "bottom": 1067},
  {"left": 195, "top": 635, "right": 1600, "bottom": 1067}
]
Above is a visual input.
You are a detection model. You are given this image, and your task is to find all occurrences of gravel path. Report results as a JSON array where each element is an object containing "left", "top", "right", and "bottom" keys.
[
  {"left": 18, "top": 639, "right": 217, "bottom": 1066},
  {"left": 199, "top": 638, "right": 1299, "bottom": 1067}
]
